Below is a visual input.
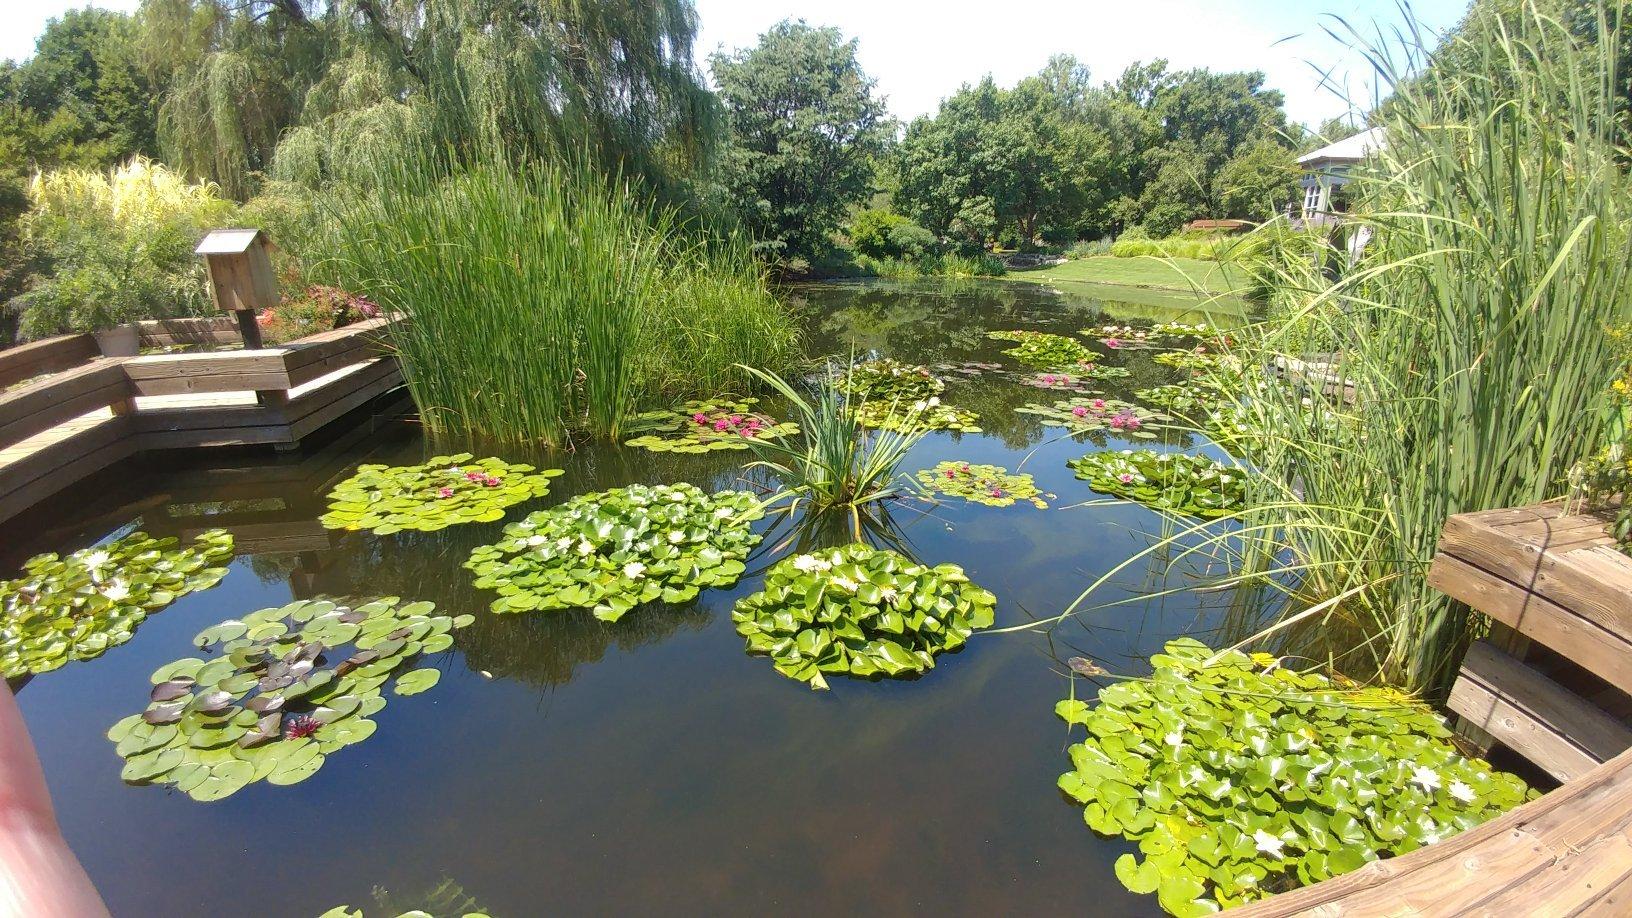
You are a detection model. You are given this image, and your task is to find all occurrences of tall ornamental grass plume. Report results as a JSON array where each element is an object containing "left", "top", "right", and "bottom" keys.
[
  {"left": 327, "top": 153, "right": 797, "bottom": 446},
  {"left": 1066, "top": 2, "right": 1632, "bottom": 696}
]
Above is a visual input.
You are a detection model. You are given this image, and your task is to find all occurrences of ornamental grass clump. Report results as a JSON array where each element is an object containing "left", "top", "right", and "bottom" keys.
[
  {"left": 320, "top": 454, "right": 563, "bottom": 534},
  {"left": 1057, "top": 639, "right": 1532, "bottom": 915},
  {"left": 1, "top": 530, "right": 234, "bottom": 678},
  {"left": 1122, "top": 4, "right": 1632, "bottom": 692},
  {"left": 916, "top": 461, "right": 1050, "bottom": 508},
  {"left": 110, "top": 597, "right": 472, "bottom": 802},
  {"left": 732, "top": 543, "right": 997, "bottom": 690},
  {"left": 1068, "top": 450, "right": 1247, "bottom": 519},
  {"left": 465, "top": 484, "right": 764, "bottom": 621},
  {"left": 330, "top": 153, "right": 797, "bottom": 446}
]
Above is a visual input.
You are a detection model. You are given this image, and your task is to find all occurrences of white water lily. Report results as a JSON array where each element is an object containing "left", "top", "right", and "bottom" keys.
[
  {"left": 878, "top": 586, "right": 899, "bottom": 605},
  {"left": 831, "top": 576, "right": 859, "bottom": 592},
  {"left": 526, "top": 535, "right": 549, "bottom": 547},
  {"left": 927, "top": 396, "right": 941, "bottom": 407},
  {"left": 81, "top": 549, "right": 112, "bottom": 579},
  {"left": 1409, "top": 764, "right": 1442, "bottom": 793},
  {"left": 101, "top": 580, "right": 131, "bottom": 602},
  {"left": 1252, "top": 829, "right": 1286, "bottom": 859},
  {"left": 791, "top": 554, "right": 831, "bottom": 573},
  {"left": 555, "top": 537, "right": 573, "bottom": 550},
  {"left": 713, "top": 507, "right": 734, "bottom": 519},
  {"left": 668, "top": 530, "right": 687, "bottom": 544},
  {"left": 1448, "top": 779, "right": 1476, "bottom": 803},
  {"left": 577, "top": 540, "right": 596, "bottom": 556},
  {"left": 1163, "top": 729, "right": 1184, "bottom": 747},
  {"left": 622, "top": 561, "right": 647, "bottom": 579}
]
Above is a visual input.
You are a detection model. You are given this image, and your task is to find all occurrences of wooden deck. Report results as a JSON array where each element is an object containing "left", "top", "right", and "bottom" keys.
[
  {"left": 1237, "top": 500, "right": 1632, "bottom": 914},
  {"left": 0, "top": 319, "right": 402, "bottom": 526}
]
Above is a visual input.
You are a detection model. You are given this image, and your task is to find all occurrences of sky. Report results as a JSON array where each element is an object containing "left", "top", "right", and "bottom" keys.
[{"left": 2, "top": 0, "right": 1473, "bottom": 128}]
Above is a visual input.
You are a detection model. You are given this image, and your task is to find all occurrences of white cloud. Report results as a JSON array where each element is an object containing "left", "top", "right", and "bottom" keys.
[{"left": 1, "top": 0, "right": 142, "bottom": 66}]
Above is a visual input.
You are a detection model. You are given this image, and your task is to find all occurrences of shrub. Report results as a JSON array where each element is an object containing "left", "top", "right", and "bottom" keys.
[
  {"left": 1110, "top": 233, "right": 1226, "bottom": 261},
  {"left": 10, "top": 157, "right": 236, "bottom": 336},
  {"left": 1066, "top": 238, "right": 1112, "bottom": 259},
  {"left": 849, "top": 209, "right": 935, "bottom": 259},
  {"left": 255, "top": 285, "right": 380, "bottom": 345}
]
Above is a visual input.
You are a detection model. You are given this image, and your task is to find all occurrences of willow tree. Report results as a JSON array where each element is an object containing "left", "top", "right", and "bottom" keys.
[{"left": 137, "top": 0, "right": 721, "bottom": 199}]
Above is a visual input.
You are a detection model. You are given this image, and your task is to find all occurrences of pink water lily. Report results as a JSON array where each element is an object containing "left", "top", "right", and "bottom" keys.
[
  {"left": 1105, "top": 338, "right": 1122, "bottom": 349},
  {"left": 713, "top": 419, "right": 730, "bottom": 431},
  {"left": 437, "top": 486, "right": 455, "bottom": 498},
  {"left": 1092, "top": 399, "right": 1106, "bottom": 410},
  {"left": 691, "top": 413, "right": 708, "bottom": 424},
  {"left": 1042, "top": 374, "right": 1056, "bottom": 384},
  {"left": 1118, "top": 473, "right": 1135, "bottom": 484},
  {"left": 1072, "top": 406, "right": 1088, "bottom": 418}
]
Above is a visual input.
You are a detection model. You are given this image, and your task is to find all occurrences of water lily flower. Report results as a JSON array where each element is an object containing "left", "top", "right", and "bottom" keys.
[
  {"left": 1409, "top": 764, "right": 1442, "bottom": 793},
  {"left": 577, "top": 540, "right": 596, "bottom": 556},
  {"left": 1448, "top": 779, "right": 1476, "bottom": 803},
  {"left": 791, "top": 554, "right": 829, "bottom": 573},
  {"left": 101, "top": 580, "right": 131, "bottom": 603},
  {"left": 927, "top": 396, "right": 940, "bottom": 407},
  {"left": 622, "top": 561, "right": 647, "bottom": 579},
  {"left": 713, "top": 507, "right": 734, "bottom": 520},
  {"left": 945, "top": 469, "right": 956, "bottom": 479},
  {"left": 81, "top": 549, "right": 112, "bottom": 577},
  {"left": 831, "top": 576, "right": 859, "bottom": 592},
  {"left": 728, "top": 415, "right": 743, "bottom": 425},
  {"left": 1163, "top": 729, "right": 1183, "bottom": 747},
  {"left": 1109, "top": 416, "right": 1126, "bottom": 429},
  {"left": 1118, "top": 473, "right": 1135, "bottom": 484},
  {"left": 1105, "top": 338, "right": 1122, "bottom": 349},
  {"left": 1072, "top": 406, "right": 1088, "bottom": 418},
  {"left": 1043, "top": 374, "right": 1056, "bottom": 384},
  {"left": 482, "top": 476, "right": 502, "bottom": 487},
  {"left": 1125, "top": 417, "right": 1142, "bottom": 430},
  {"left": 526, "top": 535, "right": 549, "bottom": 548},
  {"left": 284, "top": 715, "right": 320, "bottom": 740},
  {"left": 713, "top": 419, "right": 730, "bottom": 431},
  {"left": 1252, "top": 829, "right": 1287, "bottom": 859},
  {"left": 692, "top": 413, "right": 708, "bottom": 424},
  {"left": 1092, "top": 399, "right": 1105, "bottom": 410}
]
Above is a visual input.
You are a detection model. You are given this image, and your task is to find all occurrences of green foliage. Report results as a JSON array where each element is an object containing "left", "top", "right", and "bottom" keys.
[
  {"left": 1214, "top": 139, "right": 1300, "bottom": 220},
  {"left": 254, "top": 285, "right": 379, "bottom": 345},
  {"left": 1068, "top": 450, "right": 1247, "bottom": 518},
  {"left": 109, "top": 597, "right": 471, "bottom": 801},
  {"left": 731, "top": 543, "right": 997, "bottom": 690},
  {"left": 916, "top": 461, "right": 1049, "bottom": 508},
  {"left": 836, "top": 359, "right": 945, "bottom": 403},
  {"left": 1057, "top": 640, "right": 1533, "bottom": 913},
  {"left": 330, "top": 154, "right": 798, "bottom": 445},
  {"left": 1570, "top": 323, "right": 1632, "bottom": 552},
  {"left": 1109, "top": 234, "right": 1226, "bottom": 261},
  {"left": 464, "top": 484, "right": 763, "bottom": 621},
  {"left": 852, "top": 252, "right": 1006, "bottom": 279},
  {"left": 1017, "top": 397, "right": 1171, "bottom": 438},
  {"left": 711, "top": 22, "right": 891, "bottom": 260},
  {"left": 1084, "top": 323, "right": 1167, "bottom": 349},
  {"left": 1153, "top": 346, "right": 1228, "bottom": 372},
  {"left": 10, "top": 157, "right": 235, "bottom": 335},
  {"left": 849, "top": 209, "right": 936, "bottom": 259},
  {"left": 988, "top": 330, "right": 1097, "bottom": 370},
  {"left": 739, "top": 365, "right": 927, "bottom": 531},
  {"left": 856, "top": 399, "right": 981, "bottom": 433},
  {"left": 1, "top": 530, "right": 233, "bottom": 678},
  {"left": 623, "top": 398, "right": 799, "bottom": 453},
  {"left": 1135, "top": 384, "right": 1208, "bottom": 417},
  {"left": 320, "top": 454, "right": 563, "bottom": 535}
]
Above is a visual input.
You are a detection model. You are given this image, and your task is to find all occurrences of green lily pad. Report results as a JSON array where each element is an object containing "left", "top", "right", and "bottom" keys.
[
  {"left": 393, "top": 669, "right": 440, "bottom": 696},
  {"left": 1067, "top": 449, "right": 1249, "bottom": 519},
  {"left": 916, "top": 462, "right": 1049, "bottom": 508},
  {"left": 320, "top": 453, "right": 563, "bottom": 534},
  {"left": 988, "top": 330, "right": 1097, "bottom": 370},
  {"left": 623, "top": 397, "right": 799, "bottom": 453},
  {"left": 0, "top": 529, "right": 234, "bottom": 678}
]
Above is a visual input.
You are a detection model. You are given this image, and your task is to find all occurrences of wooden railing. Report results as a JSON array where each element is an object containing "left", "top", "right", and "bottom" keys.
[{"left": 0, "top": 318, "right": 402, "bottom": 525}]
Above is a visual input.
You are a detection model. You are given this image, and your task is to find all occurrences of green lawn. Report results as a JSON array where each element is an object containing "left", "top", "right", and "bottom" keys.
[{"left": 1008, "top": 255, "right": 1247, "bottom": 296}]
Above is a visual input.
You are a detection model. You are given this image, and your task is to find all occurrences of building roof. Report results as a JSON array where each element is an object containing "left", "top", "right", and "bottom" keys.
[
  {"left": 1297, "top": 126, "right": 1387, "bottom": 167},
  {"left": 195, "top": 228, "right": 265, "bottom": 255}
]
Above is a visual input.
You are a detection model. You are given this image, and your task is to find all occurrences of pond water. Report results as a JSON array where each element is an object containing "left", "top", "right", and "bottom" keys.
[{"left": 3, "top": 278, "right": 1268, "bottom": 917}]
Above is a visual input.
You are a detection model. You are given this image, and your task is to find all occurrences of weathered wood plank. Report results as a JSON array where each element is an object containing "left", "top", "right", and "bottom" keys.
[
  {"left": 1439, "top": 512, "right": 1632, "bottom": 641},
  {"left": 0, "top": 334, "right": 98, "bottom": 390},
  {"left": 287, "top": 358, "right": 401, "bottom": 441},
  {"left": 0, "top": 362, "right": 129, "bottom": 447},
  {"left": 1448, "top": 640, "right": 1632, "bottom": 781},
  {"left": 0, "top": 415, "right": 135, "bottom": 524},
  {"left": 135, "top": 317, "right": 239, "bottom": 348},
  {"left": 1470, "top": 830, "right": 1632, "bottom": 915}
]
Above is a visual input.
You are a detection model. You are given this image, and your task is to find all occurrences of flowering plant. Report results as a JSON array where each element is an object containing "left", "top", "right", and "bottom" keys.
[
  {"left": 1067, "top": 449, "right": 1247, "bottom": 518},
  {"left": 255, "top": 285, "right": 381, "bottom": 345},
  {"left": 987, "top": 329, "right": 1098, "bottom": 370},
  {"left": 623, "top": 397, "right": 799, "bottom": 453},
  {"left": 320, "top": 454, "right": 562, "bottom": 534},
  {"left": 0, "top": 529, "right": 234, "bottom": 677},
  {"left": 836, "top": 358, "right": 945, "bottom": 404},
  {"left": 465, "top": 483, "right": 763, "bottom": 621},
  {"left": 855, "top": 396, "right": 981, "bottom": 432},
  {"left": 732, "top": 543, "right": 996, "bottom": 690},
  {"left": 1058, "top": 639, "right": 1533, "bottom": 914},
  {"left": 1016, "top": 397, "right": 1171, "bottom": 438},
  {"left": 915, "top": 461, "right": 1049, "bottom": 508}
]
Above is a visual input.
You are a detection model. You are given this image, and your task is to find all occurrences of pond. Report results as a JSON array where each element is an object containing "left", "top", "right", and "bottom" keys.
[{"left": 2, "top": 278, "right": 1267, "bottom": 917}]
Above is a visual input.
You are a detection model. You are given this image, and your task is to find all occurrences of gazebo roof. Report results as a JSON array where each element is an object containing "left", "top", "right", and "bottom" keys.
[{"left": 1297, "top": 126, "right": 1387, "bottom": 167}]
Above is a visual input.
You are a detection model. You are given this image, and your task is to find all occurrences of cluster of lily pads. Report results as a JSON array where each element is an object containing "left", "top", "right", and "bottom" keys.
[
  {"left": 1017, "top": 397, "right": 1171, "bottom": 438},
  {"left": 1151, "top": 321, "right": 1217, "bottom": 338},
  {"left": 320, "top": 454, "right": 563, "bottom": 534},
  {"left": 1134, "top": 384, "right": 1208, "bottom": 418},
  {"left": 1057, "top": 639, "right": 1533, "bottom": 915},
  {"left": 1067, "top": 449, "right": 1247, "bottom": 518},
  {"left": 987, "top": 330, "right": 1098, "bottom": 370},
  {"left": 837, "top": 358, "right": 945, "bottom": 403},
  {"left": 622, "top": 398, "right": 799, "bottom": 453},
  {"left": 1, "top": 529, "right": 235, "bottom": 678},
  {"left": 916, "top": 461, "right": 1049, "bottom": 508},
  {"left": 1089, "top": 326, "right": 1164, "bottom": 351},
  {"left": 1154, "top": 347, "right": 1226, "bottom": 372},
  {"left": 732, "top": 543, "right": 996, "bottom": 690},
  {"left": 465, "top": 483, "right": 763, "bottom": 622},
  {"left": 856, "top": 398, "right": 981, "bottom": 433},
  {"left": 109, "top": 597, "right": 471, "bottom": 801}
]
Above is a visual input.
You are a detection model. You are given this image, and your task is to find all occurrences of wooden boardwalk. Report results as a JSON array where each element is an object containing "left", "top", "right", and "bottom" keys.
[
  {"left": 1238, "top": 500, "right": 1632, "bottom": 915},
  {"left": 0, "top": 319, "right": 402, "bottom": 525}
]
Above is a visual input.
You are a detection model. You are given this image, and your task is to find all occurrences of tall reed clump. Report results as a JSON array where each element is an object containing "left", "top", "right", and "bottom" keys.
[
  {"left": 1075, "top": 2, "right": 1632, "bottom": 696},
  {"left": 327, "top": 154, "right": 797, "bottom": 446}
]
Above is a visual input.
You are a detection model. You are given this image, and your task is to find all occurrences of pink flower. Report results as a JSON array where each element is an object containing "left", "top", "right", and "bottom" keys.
[
  {"left": 465, "top": 471, "right": 484, "bottom": 481},
  {"left": 1092, "top": 399, "right": 1105, "bottom": 410},
  {"left": 1042, "top": 374, "right": 1056, "bottom": 384},
  {"left": 945, "top": 469, "right": 956, "bottom": 479},
  {"left": 1118, "top": 473, "right": 1135, "bottom": 484},
  {"left": 960, "top": 464, "right": 970, "bottom": 472},
  {"left": 692, "top": 413, "right": 708, "bottom": 424},
  {"left": 728, "top": 415, "right": 743, "bottom": 425},
  {"left": 1072, "top": 406, "right": 1088, "bottom": 418},
  {"left": 1105, "top": 338, "right": 1122, "bottom": 349},
  {"left": 483, "top": 476, "right": 502, "bottom": 487},
  {"left": 1126, "top": 417, "right": 1142, "bottom": 430},
  {"left": 437, "top": 487, "right": 455, "bottom": 498},
  {"left": 1110, "top": 416, "right": 1126, "bottom": 429},
  {"left": 1061, "top": 376, "right": 1071, "bottom": 385},
  {"left": 713, "top": 419, "right": 730, "bottom": 431}
]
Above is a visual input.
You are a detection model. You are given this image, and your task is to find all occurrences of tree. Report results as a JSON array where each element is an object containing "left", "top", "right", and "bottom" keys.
[
  {"left": 1214, "top": 139, "right": 1300, "bottom": 219},
  {"left": 710, "top": 21, "right": 890, "bottom": 259}
]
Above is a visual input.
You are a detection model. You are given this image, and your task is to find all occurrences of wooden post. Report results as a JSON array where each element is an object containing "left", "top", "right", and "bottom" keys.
[{"left": 195, "top": 229, "right": 279, "bottom": 351}]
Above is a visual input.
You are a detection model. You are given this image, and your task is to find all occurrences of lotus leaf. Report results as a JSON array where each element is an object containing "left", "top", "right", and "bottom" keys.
[
  {"left": 855, "top": 399, "right": 981, "bottom": 433},
  {"left": 836, "top": 358, "right": 945, "bottom": 403},
  {"left": 1067, "top": 449, "right": 1248, "bottom": 518},
  {"left": 987, "top": 330, "right": 1097, "bottom": 370},
  {"left": 1017, "top": 397, "right": 1172, "bottom": 439},
  {"left": 622, "top": 398, "right": 799, "bottom": 453},
  {"left": 320, "top": 453, "right": 563, "bottom": 534},
  {"left": 916, "top": 461, "right": 1049, "bottom": 508},
  {"left": 731, "top": 543, "right": 996, "bottom": 690},
  {"left": 108, "top": 596, "right": 468, "bottom": 801},
  {"left": 0, "top": 529, "right": 234, "bottom": 678},
  {"left": 1058, "top": 639, "right": 1535, "bottom": 913},
  {"left": 465, "top": 483, "right": 764, "bottom": 621}
]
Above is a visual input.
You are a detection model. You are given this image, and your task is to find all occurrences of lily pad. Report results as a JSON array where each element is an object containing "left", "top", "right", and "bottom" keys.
[
  {"left": 1067, "top": 450, "right": 1249, "bottom": 519},
  {"left": 623, "top": 398, "right": 798, "bottom": 453},
  {"left": 988, "top": 330, "right": 1097, "bottom": 370},
  {"left": 466, "top": 483, "right": 764, "bottom": 622},
  {"left": 836, "top": 358, "right": 945, "bottom": 403},
  {"left": 731, "top": 543, "right": 997, "bottom": 690},
  {"left": 0, "top": 529, "right": 234, "bottom": 678},
  {"left": 110, "top": 597, "right": 470, "bottom": 801},
  {"left": 916, "top": 462, "right": 1050, "bottom": 508},
  {"left": 1016, "top": 397, "right": 1172, "bottom": 439},
  {"left": 320, "top": 453, "right": 563, "bottom": 534}
]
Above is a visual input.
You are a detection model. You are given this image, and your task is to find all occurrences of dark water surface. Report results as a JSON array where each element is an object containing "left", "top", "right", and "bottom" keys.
[{"left": 3, "top": 279, "right": 1262, "bottom": 917}]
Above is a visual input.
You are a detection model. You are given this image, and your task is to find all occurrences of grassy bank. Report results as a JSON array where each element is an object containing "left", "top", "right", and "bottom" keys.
[{"left": 1008, "top": 255, "right": 1246, "bottom": 295}]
